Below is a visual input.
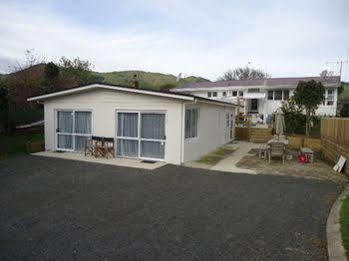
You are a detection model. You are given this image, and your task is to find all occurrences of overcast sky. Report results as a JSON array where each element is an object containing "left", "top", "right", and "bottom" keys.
[{"left": 0, "top": 0, "right": 348, "bottom": 81}]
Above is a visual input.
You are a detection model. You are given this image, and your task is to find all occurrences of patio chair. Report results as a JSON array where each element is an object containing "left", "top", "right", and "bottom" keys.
[
  {"left": 84, "top": 137, "right": 94, "bottom": 157},
  {"left": 268, "top": 141, "right": 286, "bottom": 164}
]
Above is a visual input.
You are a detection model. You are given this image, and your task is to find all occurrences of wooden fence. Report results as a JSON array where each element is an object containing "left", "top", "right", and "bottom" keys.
[
  {"left": 321, "top": 118, "right": 349, "bottom": 175},
  {"left": 235, "top": 127, "right": 249, "bottom": 141},
  {"left": 235, "top": 126, "right": 273, "bottom": 143}
]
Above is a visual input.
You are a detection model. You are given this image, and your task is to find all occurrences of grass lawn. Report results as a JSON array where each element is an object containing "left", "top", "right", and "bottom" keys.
[
  {"left": 340, "top": 195, "right": 349, "bottom": 257},
  {"left": 196, "top": 146, "right": 235, "bottom": 165},
  {"left": 0, "top": 134, "right": 44, "bottom": 159}
]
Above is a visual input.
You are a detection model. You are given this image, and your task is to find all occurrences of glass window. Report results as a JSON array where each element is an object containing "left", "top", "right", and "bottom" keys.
[
  {"left": 212, "top": 92, "right": 217, "bottom": 97},
  {"left": 283, "top": 90, "right": 290, "bottom": 100},
  {"left": 75, "top": 111, "right": 91, "bottom": 134},
  {"left": 207, "top": 92, "right": 212, "bottom": 97},
  {"left": 239, "top": 91, "right": 244, "bottom": 97},
  {"left": 185, "top": 108, "right": 199, "bottom": 139},
  {"left": 327, "top": 90, "right": 334, "bottom": 106},
  {"left": 232, "top": 91, "right": 237, "bottom": 97},
  {"left": 248, "top": 88, "right": 260, "bottom": 93},
  {"left": 267, "top": 90, "right": 273, "bottom": 100},
  {"left": 141, "top": 113, "right": 165, "bottom": 139},
  {"left": 118, "top": 113, "right": 138, "bottom": 137},
  {"left": 223, "top": 91, "right": 227, "bottom": 97},
  {"left": 274, "top": 90, "right": 282, "bottom": 100},
  {"left": 226, "top": 113, "right": 230, "bottom": 127}
]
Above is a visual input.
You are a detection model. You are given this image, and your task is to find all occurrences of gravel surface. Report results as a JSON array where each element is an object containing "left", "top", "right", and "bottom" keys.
[{"left": 0, "top": 155, "right": 343, "bottom": 260}]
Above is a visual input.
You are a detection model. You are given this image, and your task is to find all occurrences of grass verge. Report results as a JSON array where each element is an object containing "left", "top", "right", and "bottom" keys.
[
  {"left": 196, "top": 146, "right": 235, "bottom": 165},
  {"left": 0, "top": 134, "right": 44, "bottom": 159},
  {"left": 340, "top": 195, "right": 349, "bottom": 257}
]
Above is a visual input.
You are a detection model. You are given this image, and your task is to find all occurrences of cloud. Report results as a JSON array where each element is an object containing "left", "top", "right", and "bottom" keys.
[{"left": 0, "top": 0, "right": 348, "bottom": 81}]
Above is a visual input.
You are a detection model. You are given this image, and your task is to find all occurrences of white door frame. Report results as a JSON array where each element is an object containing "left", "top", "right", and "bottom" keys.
[{"left": 115, "top": 110, "right": 166, "bottom": 161}]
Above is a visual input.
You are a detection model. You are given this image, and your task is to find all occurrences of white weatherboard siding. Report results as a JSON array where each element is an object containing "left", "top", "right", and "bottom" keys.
[
  {"left": 175, "top": 83, "right": 339, "bottom": 118},
  {"left": 44, "top": 88, "right": 183, "bottom": 164},
  {"left": 183, "top": 102, "right": 234, "bottom": 162}
]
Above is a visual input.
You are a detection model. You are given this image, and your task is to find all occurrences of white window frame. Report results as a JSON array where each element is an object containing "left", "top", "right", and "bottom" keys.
[
  {"left": 326, "top": 89, "right": 334, "bottom": 106},
  {"left": 212, "top": 92, "right": 218, "bottom": 97},
  {"left": 207, "top": 92, "right": 212, "bottom": 98},
  {"left": 115, "top": 110, "right": 166, "bottom": 161},
  {"left": 185, "top": 107, "right": 199, "bottom": 139},
  {"left": 55, "top": 109, "right": 93, "bottom": 152}
]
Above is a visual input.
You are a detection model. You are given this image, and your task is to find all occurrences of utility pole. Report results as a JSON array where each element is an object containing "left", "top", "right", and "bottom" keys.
[{"left": 326, "top": 58, "right": 349, "bottom": 78}]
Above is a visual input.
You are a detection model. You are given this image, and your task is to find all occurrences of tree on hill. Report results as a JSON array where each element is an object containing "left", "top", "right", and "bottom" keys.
[
  {"left": 58, "top": 57, "right": 103, "bottom": 87},
  {"left": 218, "top": 66, "right": 270, "bottom": 81},
  {"left": 41, "top": 62, "right": 60, "bottom": 94},
  {"left": 292, "top": 80, "right": 325, "bottom": 136},
  {"left": 0, "top": 78, "right": 9, "bottom": 134}
]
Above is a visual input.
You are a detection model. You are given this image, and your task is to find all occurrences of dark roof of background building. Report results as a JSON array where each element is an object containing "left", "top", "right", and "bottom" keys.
[{"left": 176, "top": 76, "right": 341, "bottom": 89}]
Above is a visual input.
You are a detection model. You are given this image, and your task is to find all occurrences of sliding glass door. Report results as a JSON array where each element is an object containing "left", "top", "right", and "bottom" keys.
[
  {"left": 140, "top": 113, "right": 165, "bottom": 159},
  {"left": 116, "top": 113, "right": 139, "bottom": 157},
  {"left": 56, "top": 110, "right": 92, "bottom": 151},
  {"left": 116, "top": 112, "right": 166, "bottom": 160}
]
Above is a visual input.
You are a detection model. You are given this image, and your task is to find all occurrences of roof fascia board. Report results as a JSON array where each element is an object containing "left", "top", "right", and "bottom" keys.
[
  {"left": 196, "top": 98, "right": 236, "bottom": 107},
  {"left": 27, "top": 84, "right": 195, "bottom": 102},
  {"left": 174, "top": 82, "right": 340, "bottom": 92}
]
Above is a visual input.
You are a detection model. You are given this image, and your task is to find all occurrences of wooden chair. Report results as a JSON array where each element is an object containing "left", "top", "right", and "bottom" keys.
[
  {"left": 268, "top": 142, "right": 286, "bottom": 164},
  {"left": 84, "top": 137, "right": 94, "bottom": 156}
]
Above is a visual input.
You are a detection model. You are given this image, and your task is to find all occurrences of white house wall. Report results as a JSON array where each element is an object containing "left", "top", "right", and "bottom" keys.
[
  {"left": 43, "top": 88, "right": 183, "bottom": 165},
  {"left": 180, "top": 87, "right": 338, "bottom": 117},
  {"left": 183, "top": 102, "right": 234, "bottom": 162}
]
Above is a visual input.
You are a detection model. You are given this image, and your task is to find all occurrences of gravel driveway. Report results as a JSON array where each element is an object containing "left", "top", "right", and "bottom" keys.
[{"left": 0, "top": 155, "right": 343, "bottom": 260}]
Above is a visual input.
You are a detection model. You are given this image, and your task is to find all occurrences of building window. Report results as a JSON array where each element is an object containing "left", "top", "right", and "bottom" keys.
[
  {"left": 283, "top": 90, "right": 290, "bottom": 100},
  {"left": 327, "top": 89, "right": 334, "bottom": 106},
  {"left": 226, "top": 113, "right": 230, "bottom": 127},
  {"left": 274, "top": 90, "right": 282, "bottom": 100},
  {"left": 207, "top": 92, "right": 212, "bottom": 98},
  {"left": 223, "top": 91, "right": 227, "bottom": 97},
  {"left": 267, "top": 90, "right": 273, "bottom": 100},
  {"left": 239, "top": 91, "right": 243, "bottom": 97},
  {"left": 248, "top": 88, "right": 260, "bottom": 93},
  {"left": 232, "top": 91, "right": 237, "bottom": 97},
  {"left": 185, "top": 108, "right": 199, "bottom": 139},
  {"left": 212, "top": 92, "right": 217, "bottom": 97}
]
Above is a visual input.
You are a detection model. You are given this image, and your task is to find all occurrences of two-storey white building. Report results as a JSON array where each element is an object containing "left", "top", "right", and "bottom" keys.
[{"left": 172, "top": 76, "right": 340, "bottom": 124}]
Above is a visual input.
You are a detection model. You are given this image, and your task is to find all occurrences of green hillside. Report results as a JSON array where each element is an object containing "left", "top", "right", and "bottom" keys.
[{"left": 93, "top": 70, "right": 209, "bottom": 90}]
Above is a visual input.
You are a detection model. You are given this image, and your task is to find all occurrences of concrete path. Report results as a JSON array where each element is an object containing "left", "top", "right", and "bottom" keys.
[
  {"left": 210, "top": 141, "right": 260, "bottom": 174},
  {"left": 32, "top": 151, "right": 166, "bottom": 170}
]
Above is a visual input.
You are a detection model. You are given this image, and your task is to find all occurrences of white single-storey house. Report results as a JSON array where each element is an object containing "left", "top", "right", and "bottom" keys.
[
  {"left": 28, "top": 83, "right": 236, "bottom": 165},
  {"left": 172, "top": 76, "right": 341, "bottom": 123}
]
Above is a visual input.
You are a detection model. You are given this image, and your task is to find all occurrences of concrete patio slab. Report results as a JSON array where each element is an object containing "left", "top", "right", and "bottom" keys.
[
  {"left": 211, "top": 141, "right": 260, "bottom": 174},
  {"left": 32, "top": 151, "right": 167, "bottom": 170}
]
